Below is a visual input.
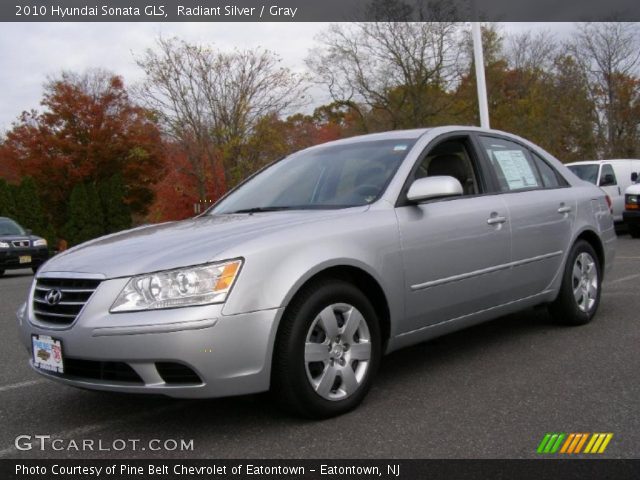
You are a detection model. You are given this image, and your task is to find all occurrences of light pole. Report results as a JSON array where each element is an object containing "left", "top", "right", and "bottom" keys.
[{"left": 471, "top": 21, "right": 490, "bottom": 129}]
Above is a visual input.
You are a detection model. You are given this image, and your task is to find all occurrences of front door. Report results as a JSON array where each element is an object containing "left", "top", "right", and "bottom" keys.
[{"left": 395, "top": 136, "right": 512, "bottom": 334}]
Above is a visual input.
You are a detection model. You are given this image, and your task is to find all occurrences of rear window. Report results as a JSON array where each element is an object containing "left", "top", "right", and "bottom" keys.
[
  {"left": 480, "top": 136, "right": 543, "bottom": 191},
  {"left": 530, "top": 152, "right": 565, "bottom": 188}
]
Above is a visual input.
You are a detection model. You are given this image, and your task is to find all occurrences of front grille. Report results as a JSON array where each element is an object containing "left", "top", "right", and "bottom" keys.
[
  {"left": 33, "top": 278, "right": 101, "bottom": 325},
  {"left": 156, "top": 362, "right": 202, "bottom": 385},
  {"left": 12, "top": 240, "right": 29, "bottom": 248},
  {"left": 56, "top": 358, "right": 143, "bottom": 384}
]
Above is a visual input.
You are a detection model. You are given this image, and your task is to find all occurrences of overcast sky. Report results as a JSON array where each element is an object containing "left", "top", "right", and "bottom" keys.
[{"left": 0, "top": 22, "right": 575, "bottom": 131}]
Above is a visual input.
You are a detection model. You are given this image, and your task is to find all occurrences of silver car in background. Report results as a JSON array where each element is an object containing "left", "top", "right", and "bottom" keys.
[{"left": 17, "top": 126, "right": 616, "bottom": 418}]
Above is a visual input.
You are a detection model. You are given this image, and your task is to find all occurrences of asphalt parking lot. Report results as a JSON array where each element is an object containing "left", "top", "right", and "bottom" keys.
[{"left": 1, "top": 236, "right": 638, "bottom": 460}]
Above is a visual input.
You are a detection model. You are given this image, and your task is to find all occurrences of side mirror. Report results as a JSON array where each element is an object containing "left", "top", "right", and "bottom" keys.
[
  {"left": 599, "top": 173, "right": 615, "bottom": 187},
  {"left": 632, "top": 172, "right": 638, "bottom": 183},
  {"left": 407, "top": 176, "right": 463, "bottom": 203}
]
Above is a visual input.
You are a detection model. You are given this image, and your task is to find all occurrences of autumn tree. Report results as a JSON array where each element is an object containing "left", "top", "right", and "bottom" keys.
[
  {"left": 307, "top": 17, "right": 463, "bottom": 131},
  {"left": 2, "top": 70, "right": 165, "bottom": 232},
  {"left": 570, "top": 22, "right": 640, "bottom": 157},
  {"left": 136, "top": 38, "right": 308, "bottom": 199}
]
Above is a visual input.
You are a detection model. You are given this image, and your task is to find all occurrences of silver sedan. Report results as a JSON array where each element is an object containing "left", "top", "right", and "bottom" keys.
[{"left": 16, "top": 126, "right": 616, "bottom": 418}]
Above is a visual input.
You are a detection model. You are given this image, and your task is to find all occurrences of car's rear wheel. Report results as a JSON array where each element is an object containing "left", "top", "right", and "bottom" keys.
[
  {"left": 549, "top": 240, "right": 601, "bottom": 326},
  {"left": 272, "top": 278, "right": 381, "bottom": 418},
  {"left": 0, "top": 269, "right": 4, "bottom": 277},
  {"left": 629, "top": 223, "right": 640, "bottom": 238}
]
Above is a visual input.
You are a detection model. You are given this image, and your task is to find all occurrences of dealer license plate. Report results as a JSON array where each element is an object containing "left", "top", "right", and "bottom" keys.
[
  {"left": 32, "top": 335, "right": 64, "bottom": 373},
  {"left": 19, "top": 255, "right": 31, "bottom": 264}
]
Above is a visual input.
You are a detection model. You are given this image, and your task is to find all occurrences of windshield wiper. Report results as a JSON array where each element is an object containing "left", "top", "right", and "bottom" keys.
[{"left": 225, "top": 206, "right": 300, "bottom": 214}]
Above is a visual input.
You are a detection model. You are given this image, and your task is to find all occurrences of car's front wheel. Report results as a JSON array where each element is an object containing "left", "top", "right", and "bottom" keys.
[
  {"left": 549, "top": 240, "right": 601, "bottom": 326},
  {"left": 272, "top": 278, "right": 381, "bottom": 418}
]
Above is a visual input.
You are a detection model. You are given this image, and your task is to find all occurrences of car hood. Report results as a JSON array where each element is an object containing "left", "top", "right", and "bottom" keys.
[
  {"left": 0, "top": 235, "right": 30, "bottom": 241},
  {"left": 42, "top": 209, "right": 363, "bottom": 278}
]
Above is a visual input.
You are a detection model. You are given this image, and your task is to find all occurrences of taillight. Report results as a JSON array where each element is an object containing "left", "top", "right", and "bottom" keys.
[{"left": 605, "top": 195, "right": 613, "bottom": 214}]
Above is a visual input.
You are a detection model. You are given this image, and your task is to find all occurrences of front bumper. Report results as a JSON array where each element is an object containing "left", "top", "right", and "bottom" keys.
[
  {"left": 17, "top": 276, "right": 283, "bottom": 398},
  {"left": 0, "top": 247, "right": 48, "bottom": 270},
  {"left": 623, "top": 209, "right": 640, "bottom": 226}
]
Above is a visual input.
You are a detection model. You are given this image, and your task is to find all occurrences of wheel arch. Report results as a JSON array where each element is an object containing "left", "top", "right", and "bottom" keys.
[
  {"left": 574, "top": 228, "right": 605, "bottom": 274},
  {"left": 279, "top": 263, "right": 392, "bottom": 352}
]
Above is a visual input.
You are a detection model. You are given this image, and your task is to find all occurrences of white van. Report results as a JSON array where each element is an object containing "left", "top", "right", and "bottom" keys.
[
  {"left": 566, "top": 159, "right": 640, "bottom": 223},
  {"left": 623, "top": 175, "right": 640, "bottom": 238}
]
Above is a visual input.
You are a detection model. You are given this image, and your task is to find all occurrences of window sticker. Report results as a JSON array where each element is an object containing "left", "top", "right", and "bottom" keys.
[
  {"left": 393, "top": 145, "right": 408, "bottom": 151},
  {"left": 492, "top": 150, "right": 539, "bottom": 190}
]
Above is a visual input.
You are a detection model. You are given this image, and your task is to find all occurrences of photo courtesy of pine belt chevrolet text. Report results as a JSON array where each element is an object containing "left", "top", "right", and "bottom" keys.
[{"left": 16, "top": 126, "right": 616, "bottom": 418}]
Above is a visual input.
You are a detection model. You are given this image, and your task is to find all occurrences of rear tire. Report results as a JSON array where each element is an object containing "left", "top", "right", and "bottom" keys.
[
  {"left": 629, "top": 224, "right": 640, "bottom": 238},
  {"left": 549, "top": 240, "right": 601, "bottom": 326},
  {"left": 0, "top": 269, "right": 4, "bottom": 277},
  {"left": 272, "top": 278, "right": 381, "bottom": 418}
]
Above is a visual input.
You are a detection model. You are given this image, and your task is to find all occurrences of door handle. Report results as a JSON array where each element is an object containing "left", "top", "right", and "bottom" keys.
[
  {"left": 487, "top": 215, "right": 507, "bottom": 225},
  {"left": 557, "top": 206, "right": 572, "bottom": 214}
]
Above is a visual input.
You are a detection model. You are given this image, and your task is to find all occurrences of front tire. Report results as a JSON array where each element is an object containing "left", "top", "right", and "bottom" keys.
[
  {"left": 549, "top": 240, "right": 601, "bottom": 326},
  {"left": 272, "top": 278, "right": 381, "bottom": 418}
]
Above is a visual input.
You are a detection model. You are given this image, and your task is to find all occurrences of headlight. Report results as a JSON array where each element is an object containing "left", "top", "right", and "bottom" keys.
[
  {"left": 33, "top": 239, "right": 47, "bottom": 247},
  {"left": 0, "top": 241, "right": 9, "bottom": 248},
  {"left": 110, "top": 259, "right": 243, "bottom": 312}
]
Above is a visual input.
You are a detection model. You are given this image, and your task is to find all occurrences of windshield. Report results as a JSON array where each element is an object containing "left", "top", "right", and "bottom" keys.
[
  {"left": 567, "top": 164, "right": 599, "bottom": 185},
  {"left": 211, "top": 139, "right": 416, "bottom": 214},
  {"left": 0, "top": 219, "right": 26, "bottom": 235}
]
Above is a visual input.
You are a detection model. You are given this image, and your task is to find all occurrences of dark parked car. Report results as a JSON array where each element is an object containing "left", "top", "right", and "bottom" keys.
[{"left": 0, "top": 217, "right": 48, "bottom": 276}]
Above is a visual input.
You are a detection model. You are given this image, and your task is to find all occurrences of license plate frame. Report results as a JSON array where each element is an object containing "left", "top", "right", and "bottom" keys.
[{"left": 32, "top": 335, "right": 64, "bottom": 373}]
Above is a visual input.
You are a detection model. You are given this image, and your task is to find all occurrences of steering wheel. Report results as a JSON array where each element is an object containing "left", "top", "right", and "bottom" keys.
[{"left": 353, "top": 184, "right": 380, "bottom": 199}]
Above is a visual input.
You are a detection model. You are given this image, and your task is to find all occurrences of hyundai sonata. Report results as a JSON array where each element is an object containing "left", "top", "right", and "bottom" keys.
[{"left": 17, "top": 126, "right": 616, "bottom": 418}]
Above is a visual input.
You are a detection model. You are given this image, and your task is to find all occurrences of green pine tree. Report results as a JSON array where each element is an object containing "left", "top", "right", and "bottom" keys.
[
  {"left": 65, "top": 184, "right": 92, "bottom": 246},
  {"left": 86, "top": 183, "right": 105, "bottom": 239},
  {"left": 99, "top": 174, "right": 131, "bottom": 234},
  {"left": 14, "top": 177, "right": 42, "bottom": 229},
  {"left": 0, "top": 179, "right": 17, "bottom": 218}
]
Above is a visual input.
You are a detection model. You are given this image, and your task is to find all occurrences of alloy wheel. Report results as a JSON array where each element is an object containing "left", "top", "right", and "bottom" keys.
[
  {"left": 572, "top": 252, "right": 598, "bottom": 313},
  {"left": 304, "top": 303, "right": 372, "bottom": 401}
]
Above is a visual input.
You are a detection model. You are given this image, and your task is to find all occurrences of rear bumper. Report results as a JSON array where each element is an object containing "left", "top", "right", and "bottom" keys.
[
  {"left": 0, "top": 247, "right": 48, "bottom": 270},
  {"left": 17, "top": 279, "right": 283, "bottom": 398}
]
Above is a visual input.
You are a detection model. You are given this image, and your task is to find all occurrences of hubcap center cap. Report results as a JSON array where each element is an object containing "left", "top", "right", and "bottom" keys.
[{"left": 330, "top": 344, "right": 345, "bottom": 359}]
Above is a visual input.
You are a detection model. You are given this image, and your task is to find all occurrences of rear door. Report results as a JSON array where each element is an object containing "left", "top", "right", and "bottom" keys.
[{"left": 478, "top": 135, "right": 575, "bottom": 300}]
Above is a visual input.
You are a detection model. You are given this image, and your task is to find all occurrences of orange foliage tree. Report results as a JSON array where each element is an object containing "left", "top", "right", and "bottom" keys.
[{"left": 1, "top": 71, "right": 165, "bottom": 230}]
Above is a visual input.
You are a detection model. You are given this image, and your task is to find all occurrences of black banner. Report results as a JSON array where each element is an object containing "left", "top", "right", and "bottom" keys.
[
  {"left": 3, "top": 0, "right": 640, "bottom": 22},
  {"left": 2, "top": 459, "right": 640, "bottom": 480}
]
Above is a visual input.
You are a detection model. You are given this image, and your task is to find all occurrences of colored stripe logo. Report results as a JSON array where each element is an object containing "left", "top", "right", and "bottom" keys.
[{"left": 537, "top": 433, "right": 613, "bottom": 454}]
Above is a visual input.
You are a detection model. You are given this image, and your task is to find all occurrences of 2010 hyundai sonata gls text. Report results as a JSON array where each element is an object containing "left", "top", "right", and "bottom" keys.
[{"left": 17, "top": 126, "right": 616, "bottom": 418}]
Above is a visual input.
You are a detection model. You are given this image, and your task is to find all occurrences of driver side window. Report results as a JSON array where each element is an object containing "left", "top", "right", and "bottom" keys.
[{"left": 415, "top": 139, "right": 480, "bottom": 196}]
